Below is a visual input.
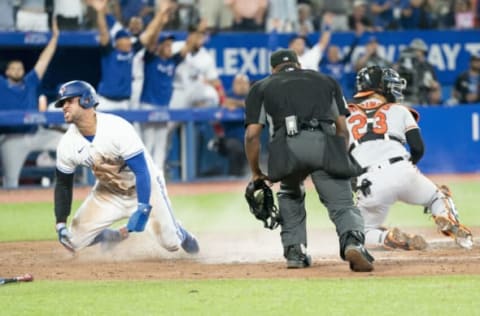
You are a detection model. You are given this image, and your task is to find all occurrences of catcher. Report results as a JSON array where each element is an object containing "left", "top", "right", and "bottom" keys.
[{"left": 347, "top": 66, "right": 473, "bottom": 250}]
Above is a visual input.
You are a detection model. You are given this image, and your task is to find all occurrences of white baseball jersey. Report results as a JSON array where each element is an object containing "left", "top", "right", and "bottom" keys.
[
  {"left": 169, "top": 43, "right": 219, "bottom": 109},
  {"left": 172, "top": 45, "right": 219, "bottom": 89},
  {"left": 299, "top": 44, "right": 324, "bottom": 71},
  {"left": 56, "top": 112, "right": 182, "bottom": 251},
  {"left": 346, "top": 97, "right": 449, "bottom": 248},
  {"left": 347, "top": 98, "right": 417, "bottom": 167}
]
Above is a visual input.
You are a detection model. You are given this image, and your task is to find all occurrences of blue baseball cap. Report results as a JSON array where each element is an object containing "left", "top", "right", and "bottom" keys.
[
  {"left": 158, "top": 33, "right": 175, "bottom": 44},
  {"left": 114, "top": 29, "right": 131, "bottom": 41}
]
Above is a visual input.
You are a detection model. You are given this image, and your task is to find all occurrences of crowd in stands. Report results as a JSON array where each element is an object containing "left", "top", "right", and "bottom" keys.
[
  {"left": 0, "top": 0, "right": 478, "bottom": 33},
  {"left": 0, "top": 0, "right": 480, "bottom": 187}
]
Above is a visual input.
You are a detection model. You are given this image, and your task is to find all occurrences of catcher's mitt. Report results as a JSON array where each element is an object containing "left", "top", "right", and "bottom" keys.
[{"left": 245, "top": 179, "right": 281, "bottom": 230}]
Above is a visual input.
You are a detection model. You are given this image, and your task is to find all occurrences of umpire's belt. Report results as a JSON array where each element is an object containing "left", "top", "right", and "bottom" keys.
[
  {"left": 363, "top": 156, "right": 406, "bottom": 173},
  {"left": 299, "top": 119, "right": 324, "bottom": 132}
]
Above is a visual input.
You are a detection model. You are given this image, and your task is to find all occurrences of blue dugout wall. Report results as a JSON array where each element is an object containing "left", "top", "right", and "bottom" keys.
[{"left": 0, "top": 29, "right": 479, "bottom": 176}]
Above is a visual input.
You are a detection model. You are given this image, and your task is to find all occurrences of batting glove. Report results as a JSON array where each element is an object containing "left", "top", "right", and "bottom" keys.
[
  {"left": 127, "top": 203, "right": 152, "bottom": 232},
  {"left": 56, "top": 223, "right": 75, "bottom": 252}
]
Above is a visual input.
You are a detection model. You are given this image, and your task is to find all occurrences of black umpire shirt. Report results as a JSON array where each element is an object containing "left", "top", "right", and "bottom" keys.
[{"left": 245, "top": 65, "right": 349, "bottom": 133}]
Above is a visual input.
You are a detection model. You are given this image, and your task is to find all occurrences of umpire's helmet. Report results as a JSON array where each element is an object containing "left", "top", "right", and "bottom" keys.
[
  {"left": 54, "top": 80, "right": 99, "bottom": 109},
  {"left": 355, "top": 66, "right": 407, "bottom": 102}
]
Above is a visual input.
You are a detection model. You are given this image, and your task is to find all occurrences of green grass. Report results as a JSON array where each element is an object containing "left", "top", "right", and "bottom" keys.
[
  {"left": 1, "top": 181, "right": 479, "bottom": 241},
  {"left": 1, "top": 181, "right": 479, "bottom": 315},
  {"left": 1, "top": 276, "right": 480, "bottom": 316}
]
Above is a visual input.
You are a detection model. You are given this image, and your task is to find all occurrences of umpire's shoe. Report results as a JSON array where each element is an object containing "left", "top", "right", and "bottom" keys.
[
  {"left": 284, "top": 244, "right": 312, "bottom": 269},
  {"left": 344, "top": 244, "right": 374, "bottom": 272}
]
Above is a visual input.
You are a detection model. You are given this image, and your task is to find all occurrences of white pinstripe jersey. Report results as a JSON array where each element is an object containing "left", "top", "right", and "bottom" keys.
[{"left": 346, "top": 97, "right": 419, "bottom": 168}]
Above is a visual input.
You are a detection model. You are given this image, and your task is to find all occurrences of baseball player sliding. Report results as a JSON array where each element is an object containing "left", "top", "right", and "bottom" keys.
[
  {"left": 52, "top": 80, "right": 199, "bottom": 254},
  {"left": 346, "top": 66, "right": 473, "bottom": 250}
]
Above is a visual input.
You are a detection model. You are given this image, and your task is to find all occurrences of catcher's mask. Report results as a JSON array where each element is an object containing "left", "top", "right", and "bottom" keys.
[
  {"left": 245, "top": 179, "right": 281, "bottom": 230},
  {"left": 355, "top": 66, "right": 407, "bottom": 102}
]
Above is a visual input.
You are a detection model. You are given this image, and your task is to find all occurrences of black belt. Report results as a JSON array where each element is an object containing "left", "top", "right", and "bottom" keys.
[
  {"left": 299, "top": 118, "right": 326, "bottom": 132},
  {"left": 389, "top": 156, "right": 404, "bottom": 164},
  {"left": 361, "top": 156, "right": 406, "bottom": 174},
  {"left": 300, "top": 125, "right": 322, "bottom": 131}
]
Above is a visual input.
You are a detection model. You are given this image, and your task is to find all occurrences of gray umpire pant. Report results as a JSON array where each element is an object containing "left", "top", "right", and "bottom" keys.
[{"left": 276, "top": 139, "right": 364, "bottom": 249}]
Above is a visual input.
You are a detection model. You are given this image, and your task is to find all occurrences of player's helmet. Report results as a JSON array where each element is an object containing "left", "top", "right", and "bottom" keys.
[
  {"left": 54, "top": 80, "right": 99, "bottom": 109},
  {"left": 356, "top": 66, "right": 407, "bottom": 102}
]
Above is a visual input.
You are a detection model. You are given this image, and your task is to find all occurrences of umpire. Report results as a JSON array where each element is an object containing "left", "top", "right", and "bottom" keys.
[{"left": 244, "top": 49, "right": 374, "bottom": 272}]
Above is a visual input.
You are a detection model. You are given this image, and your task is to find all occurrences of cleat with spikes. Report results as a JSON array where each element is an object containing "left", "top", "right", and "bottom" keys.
[{"left": 384, "top": 227, "right": 427, "bottom": 251}]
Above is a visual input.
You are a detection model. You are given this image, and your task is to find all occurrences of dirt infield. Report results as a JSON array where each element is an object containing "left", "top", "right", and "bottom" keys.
[{"left": 1, "top": 176, "right": 480, "bottom": 280}]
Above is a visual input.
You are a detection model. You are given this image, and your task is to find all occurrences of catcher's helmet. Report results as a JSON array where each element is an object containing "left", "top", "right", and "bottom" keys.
[
  {"left": 355, "top": 66, "right": 406, "bottom": 102},
  {"left": 54, "top": 80, "right": 99, "bottom": 109}
]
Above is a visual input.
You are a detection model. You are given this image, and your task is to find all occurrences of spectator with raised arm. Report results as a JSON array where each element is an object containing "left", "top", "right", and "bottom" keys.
[
  {"left": 320, "top": 31, "right": 361, "bottom": 97},
  {"left": 0, "top": 18, "right": 62, "bottom": 188},
  {"left": 283, "top": 13, "right": 333, "bottom": 70},
  {"left": 90, "top": 0, "right": 142, "bottom": 111},
  {"left": 137, "top": 2, "right": 196, "bottom": 170},
  {"left": 169, "top": 20, "right": 225, "bottom": 110}
]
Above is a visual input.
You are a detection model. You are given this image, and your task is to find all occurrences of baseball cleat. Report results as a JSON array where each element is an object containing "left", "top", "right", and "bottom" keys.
[
  {"left": 345, "top": 244, "right": 374, "bottom": 272},
  {"left": 384, "top": 227, "right": 427, "bottom": 251},
  {"left": 434, "top": 215, "right": 473, "bottom": 249},
  {"left": 284, "top": 244, "right": 311, "bottom": 269},
  {"left": 434, "top": 216, "right": 473, "bottom": 249},
  {"left": 287, "top": 254, "right": 312, "bottom": 269},
  {"left": 180, "top": 228, "right": 200, "bottom": 254}
]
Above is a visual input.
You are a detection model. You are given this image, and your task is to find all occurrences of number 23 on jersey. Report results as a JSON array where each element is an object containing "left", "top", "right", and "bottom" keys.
[{"left": 347, "top": 109, "right": 389, "bottom": 141}]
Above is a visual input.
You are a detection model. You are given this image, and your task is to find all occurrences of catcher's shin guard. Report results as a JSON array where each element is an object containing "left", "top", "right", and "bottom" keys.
[{"left": 429, "top": 185, "right": 473, "bottom": 249}]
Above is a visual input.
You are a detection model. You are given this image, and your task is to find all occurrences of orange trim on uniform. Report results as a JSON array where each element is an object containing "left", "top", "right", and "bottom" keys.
[
  {"left": 347, "top": 103, "right": 360, "bottom": 111},
  {"left": 408, "top": 107, "right": 420, "bottom": 122},
  {"left": 405, "top": 125, "right": 419, "bottom": 132},
  {"left": 353, "top": 90, "right": 375, "bottom": 98}
]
